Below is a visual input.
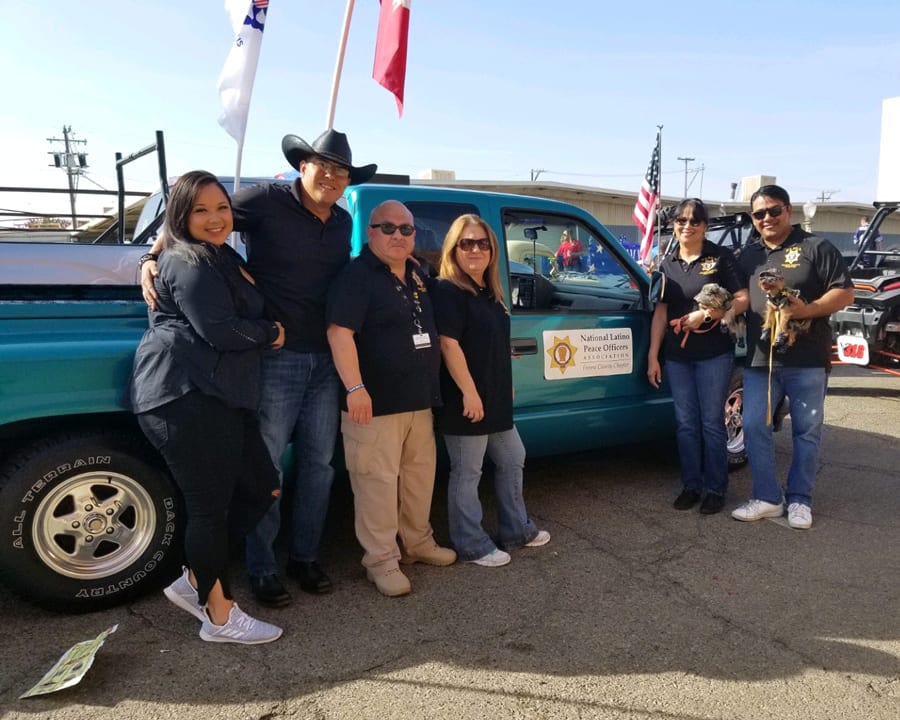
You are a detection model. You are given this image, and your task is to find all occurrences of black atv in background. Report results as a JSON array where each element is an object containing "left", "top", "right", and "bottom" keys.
[{"left": 831, "top": 202, "right": 900, "bottom": 368}]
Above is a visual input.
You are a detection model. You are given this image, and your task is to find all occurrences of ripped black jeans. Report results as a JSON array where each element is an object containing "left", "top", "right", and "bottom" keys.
[{"left": 137, "top": 391, "right": 280, "bottom": 605}]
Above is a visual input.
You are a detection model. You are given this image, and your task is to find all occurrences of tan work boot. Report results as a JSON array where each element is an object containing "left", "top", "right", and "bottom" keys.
[
  {"left": 400, "top": 544, "right": 457, "bottom": 566},
  {"left": 365, "top": 567, "right": 411, "bottom": 597}
]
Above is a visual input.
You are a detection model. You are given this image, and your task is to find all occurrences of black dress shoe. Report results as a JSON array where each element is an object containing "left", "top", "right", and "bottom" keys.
[
  {"left": 249, "top": 574, "right": 292, "bottom": 607},
  {"left": 673, "top": 489, "right": 701, "bottom": 510},
  {"left": 699, "top": 493, "right": 726, "bottom": 515},
  {"left": 286, "top": 560, "right": 334, "bottom": 595}
]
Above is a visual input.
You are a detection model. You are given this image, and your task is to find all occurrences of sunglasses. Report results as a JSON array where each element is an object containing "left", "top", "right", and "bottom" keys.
[
  {"left": 456, "top": 238, "right": 492, "bottom": 252},
  {"left": 751, "top": 205, "right": 786, "bottom": 221},
  {"left": 674, "top": 217, "right": 704, "bottom": 227},
  {"left": 369, "top": 222, "right": 416, "bottom": 237},
  {"left": 306, "top": 157, "right": 351, "bottom": 178}
]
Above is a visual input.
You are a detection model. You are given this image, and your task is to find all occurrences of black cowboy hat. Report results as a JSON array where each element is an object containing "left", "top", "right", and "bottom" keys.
[{"left": 281, "top": 129, "right": 378, "bottom": 186}]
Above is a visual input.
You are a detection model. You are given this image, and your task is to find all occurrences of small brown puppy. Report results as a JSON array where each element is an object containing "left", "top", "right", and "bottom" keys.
[
  {"left": 670, "top": 283, "right": 745, "bottom": 348},
  {"left": 693, "top": 283, "right": 745, "bottom": 342},
  {"left": 757, "top": 267, "right": 810, "bottom": 352}
]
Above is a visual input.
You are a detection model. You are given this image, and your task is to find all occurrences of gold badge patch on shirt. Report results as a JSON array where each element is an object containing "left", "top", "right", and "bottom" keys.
[
  {"left": 782, "top": 245, "right": 802, "bottom": 268},
  {"left": 699, "top": 257, "right": 718, "bottom": 275}
]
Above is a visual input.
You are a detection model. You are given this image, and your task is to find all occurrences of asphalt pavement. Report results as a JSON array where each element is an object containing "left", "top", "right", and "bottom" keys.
[{"left": 0, "top": 363, "right": 897, "bottom": 720}]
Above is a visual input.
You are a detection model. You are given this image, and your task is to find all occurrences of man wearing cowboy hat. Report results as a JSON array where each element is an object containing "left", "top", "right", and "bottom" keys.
[{"left": 141, "top": 129, "right": 377, "bottom": 607}]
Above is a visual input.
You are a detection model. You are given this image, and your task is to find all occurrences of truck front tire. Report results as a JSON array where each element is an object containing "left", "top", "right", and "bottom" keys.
[{"left": 0, "top": 430, "right": 182, "bottom": 612}]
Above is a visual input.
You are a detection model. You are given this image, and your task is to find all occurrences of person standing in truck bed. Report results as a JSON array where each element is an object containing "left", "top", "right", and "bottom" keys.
[{"left": 141, "top": 129, "right": 377, "bottom": 608}]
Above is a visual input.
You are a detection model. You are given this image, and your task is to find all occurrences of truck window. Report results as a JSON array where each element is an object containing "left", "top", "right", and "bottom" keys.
[
  {"left": 402, "top": 201, "right": 479, "bottom": 276},
  {"left": 504, "top": 211, "right": 641, "bottom": 313}
]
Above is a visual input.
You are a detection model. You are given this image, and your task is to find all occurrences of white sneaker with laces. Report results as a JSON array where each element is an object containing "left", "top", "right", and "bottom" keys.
[
  {"left": 731, "top": 499, "right": 784, "bottom": 522},
  {"left": 468, "top": 549, "right": 511, "bottom": 567},
  {"left": 787, "top": 503, "right": 812, "bottom": 529},
  {"left": 163, "top": 567, "right": 206, "bottom": 622},
  {"left": 524, "top": 530, "right": 551, "bottom": 547},
  {"left": 199, "top": 602, "right": 283, "bottom": 645}
]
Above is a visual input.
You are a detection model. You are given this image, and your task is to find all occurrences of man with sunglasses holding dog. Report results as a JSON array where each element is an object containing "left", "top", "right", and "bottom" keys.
[
  {"left": 326, "top": 200, "right": 457, "bottom": 597},
  {"left": 732, "top": 185, "right": 853, "bottom": 530}
]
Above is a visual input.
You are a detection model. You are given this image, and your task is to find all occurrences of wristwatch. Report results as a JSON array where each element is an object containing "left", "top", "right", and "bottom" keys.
[{"left": 138, "top": 252, "right": 159, "bottom": 267}]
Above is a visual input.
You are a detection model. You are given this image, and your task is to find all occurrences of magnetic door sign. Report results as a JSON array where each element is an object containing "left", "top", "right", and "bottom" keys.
[{"left": 543, "top": 328, "right": 633, "bottom": 379}]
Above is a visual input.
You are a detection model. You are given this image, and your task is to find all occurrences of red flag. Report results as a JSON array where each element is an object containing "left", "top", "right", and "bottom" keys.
[
  {"left": 373, "top": 0, "right": 411, "bottom": 116},
  {"left": 633, "top": 130, "right": 661, "bottom": 266}
]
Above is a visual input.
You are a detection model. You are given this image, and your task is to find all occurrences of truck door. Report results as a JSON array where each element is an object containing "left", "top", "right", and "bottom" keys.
[{"left": 500, "top": 207, "right": 673, "bottom": 455}]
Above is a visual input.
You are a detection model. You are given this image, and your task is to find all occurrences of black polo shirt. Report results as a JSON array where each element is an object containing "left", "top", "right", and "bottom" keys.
[
  {"left": 432, "top": 279, "right": 513, "bottom": 436},
  {"left": 327, "top": 246, "right": 441, "bottom": 417},
  {"left": 232, "top": 180, "right": 351, "bottom": 353},
  {"left": 738, "top": 226, "right": 852, "bottom": 368},
  {"left": 658, "top": 240, "right": 745, "bottom": 361}
]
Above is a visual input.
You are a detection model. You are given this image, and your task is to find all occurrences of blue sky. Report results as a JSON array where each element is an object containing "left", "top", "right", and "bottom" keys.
[{"left": 2, "top": 0, "right": 899, "bottom": 217}]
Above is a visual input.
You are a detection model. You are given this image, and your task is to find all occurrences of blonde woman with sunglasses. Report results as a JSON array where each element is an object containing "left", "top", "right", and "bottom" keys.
[{"left": 432, "top": 214, "right": 550, "bottom": 567}]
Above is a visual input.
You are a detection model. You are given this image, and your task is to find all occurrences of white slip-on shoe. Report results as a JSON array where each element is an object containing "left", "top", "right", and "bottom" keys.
[
  {"left": 468, "top": 549, "right": 511, "bottom": 567},
  {"left": 163, "top": 567, "right": 206, "bottom": 622},
  {"left": 731, "top": 499, "right": 784, "bottom": 522},
  {"left": 524, "top": 530, "right": 551, "bottom": 547}
]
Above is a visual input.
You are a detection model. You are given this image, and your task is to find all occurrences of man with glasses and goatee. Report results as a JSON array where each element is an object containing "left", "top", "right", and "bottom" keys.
[
  {"left": 731, "top": 185, "right": 853, "bottom": 530},
  {"left": 327, "top": 200, "right": 457, "bottom": 598}
]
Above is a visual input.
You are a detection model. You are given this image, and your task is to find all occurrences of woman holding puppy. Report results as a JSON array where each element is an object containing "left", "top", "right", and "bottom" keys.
[{"left": 647, "top": 199, "right": 748, "bottom": 514}]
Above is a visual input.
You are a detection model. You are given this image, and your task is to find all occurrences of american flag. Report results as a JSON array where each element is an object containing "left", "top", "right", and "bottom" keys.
[{"left": 633, "top": 130, "right": 661, "bottom": 266}]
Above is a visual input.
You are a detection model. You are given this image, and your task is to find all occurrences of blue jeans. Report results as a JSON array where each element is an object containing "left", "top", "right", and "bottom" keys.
[
  {"left": 444, "top": 427, "right": 539, "bottom": 561},
  {"left": 666, "top": 352, "right": 734, "bottom": 497},
  {"left": 743, "top": 366, "right": 827, "bottom": 508},
  {"left": 245, "top": 350, "right": 340, "bottom": 577}
]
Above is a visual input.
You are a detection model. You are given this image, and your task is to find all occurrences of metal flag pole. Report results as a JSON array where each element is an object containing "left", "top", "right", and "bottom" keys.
[
  {"left": 654, "top": 124, "right": 663, "bottom": 269},
  {"left": 326, "top": 0, "right": 356, "bottom": 130}
]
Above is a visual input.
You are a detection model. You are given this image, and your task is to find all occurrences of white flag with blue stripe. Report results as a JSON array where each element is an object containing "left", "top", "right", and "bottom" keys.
[{"left": 217, "top": 0, "right": 269, "bottom": 144}]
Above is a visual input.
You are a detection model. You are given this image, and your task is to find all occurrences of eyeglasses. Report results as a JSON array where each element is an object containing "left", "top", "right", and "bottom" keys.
[
  {"left": 306, "top": 157, "right": 351, "bottom": 178},
  {"left": 456, "top": 238, "right": 492, "bottom": 252},
  {"left": 369, "top": 222, "right": 415, "bottom": 236},
  {"left": 674, "top": 218, "right": 704, "bottom": 227},
  {"left": 751, "top": 205, "right": 786, "bottom": 221}
]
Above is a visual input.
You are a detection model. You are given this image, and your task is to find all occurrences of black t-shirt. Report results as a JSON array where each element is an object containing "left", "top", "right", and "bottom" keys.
[
  {"left": 232, "top": 180, "right": 351, "bottom": 353},
  {"left": 432, "top": 279, "right": 513, "bottom": 436},
  {"left": 327, "top": 246, "right": 441, "bottom": 417},
  {"left": 659, "top": 240, "right": 745, "bottom": 360},
  {"left": 738, "top": 226, "right": 853, "bottom": 368}
]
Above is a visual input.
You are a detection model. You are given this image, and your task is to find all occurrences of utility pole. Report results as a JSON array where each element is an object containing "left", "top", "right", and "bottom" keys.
[
  {"left": 676, "top": 156, "right": 694, "bottom": 198},
  {"left": 816, "top": 189, "right": 839, "bottom": 203},
  {"left": 47, "top": 126, "right": 88, "bottom": 230},
  {"left": 530, "top": 168, "right": 545, "bottom": 182}
]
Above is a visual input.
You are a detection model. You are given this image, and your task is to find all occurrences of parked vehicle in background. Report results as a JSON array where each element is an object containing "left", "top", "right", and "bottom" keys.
[{"left": 832, "top": 201, "right": 900, "bottom": 367}]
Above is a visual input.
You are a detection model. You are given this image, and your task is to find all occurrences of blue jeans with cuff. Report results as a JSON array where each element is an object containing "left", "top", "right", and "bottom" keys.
[{"left": 444, "top": 427, "right": 539, "bottom": 561}]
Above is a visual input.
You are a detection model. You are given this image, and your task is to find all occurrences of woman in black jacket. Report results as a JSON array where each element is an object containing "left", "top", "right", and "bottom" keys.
[{"left": 130, "top": 171, "right": 284, "bottom": 644}]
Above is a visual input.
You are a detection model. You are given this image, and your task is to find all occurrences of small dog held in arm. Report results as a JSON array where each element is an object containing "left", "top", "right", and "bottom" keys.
[
  {"left": 670, "top": 283, "right": 745, "bottom": 348},
  {"left": 757, "top": 267, "right": 811, "bottom": 352}
]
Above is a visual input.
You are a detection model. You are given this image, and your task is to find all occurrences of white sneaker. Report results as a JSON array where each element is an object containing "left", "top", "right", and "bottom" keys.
[
  {"left": 731, "top": 499, "right": 784, "bottom": 522},
  {"left": 163, "top": 567, "right": 206, "bottom": 622},
  {"left": 468, "top": 549, "right": 511, "bottom": 567},
  {"left": 524, "top": 530, "right": 551, "bottom": 547},
  {"left": 199, "top": 602, "right": 283, "bottom": 645},
  {"left": 787, "top": 503, "right": 812, "bottom": 529}
]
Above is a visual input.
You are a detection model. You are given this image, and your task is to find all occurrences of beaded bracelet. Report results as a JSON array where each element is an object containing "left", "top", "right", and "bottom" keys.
[{"left": 346, "top": 383, "right": 366, "bottom": 395}]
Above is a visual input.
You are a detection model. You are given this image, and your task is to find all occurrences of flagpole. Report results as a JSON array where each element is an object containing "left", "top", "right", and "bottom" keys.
[
  {"left": 654, "top": 124, "right": 663, "bottom": 269},
  {"left": 326, "top": 0, "right": 355, "bottom": 130}
]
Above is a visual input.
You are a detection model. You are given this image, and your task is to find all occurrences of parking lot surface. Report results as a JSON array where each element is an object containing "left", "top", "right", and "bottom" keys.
[{"left": 0, "top": 364, "right": 897, "bottom": 719}]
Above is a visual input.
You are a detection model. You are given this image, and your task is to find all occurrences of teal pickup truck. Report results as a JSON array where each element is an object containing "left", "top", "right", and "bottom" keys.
[{"left": 0, "top": 179, "right": 682, "bottom": 612}]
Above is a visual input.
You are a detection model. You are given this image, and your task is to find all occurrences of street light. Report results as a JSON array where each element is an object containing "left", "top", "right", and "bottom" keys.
[{"left": 802, "top": 201, "right": 817, "bottom": 232}]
